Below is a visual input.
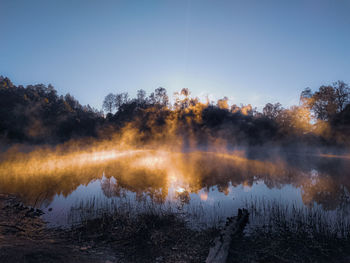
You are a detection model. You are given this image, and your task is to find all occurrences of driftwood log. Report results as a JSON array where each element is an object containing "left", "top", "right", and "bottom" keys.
[{"left": 206, "top": 209, "right": 249, "bottom": 263}]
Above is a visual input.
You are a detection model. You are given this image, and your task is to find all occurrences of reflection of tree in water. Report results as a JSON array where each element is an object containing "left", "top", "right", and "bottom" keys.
[
  {"left": 98, "top": 152, "right": 350, "bottom": 210},
  {"left": 292, "top": 157, "right": 350, "bottom": 210},
  {"left": 101, "top": 176, "right": 126, "bottom": 198},
  {"left": 301, "top": 171, "right": 342, "bottom": 210},
  {"left": 175, "top": 190, "right": 190, "bottom": 207},
  {"left": 1, "top": 150, "right": 350, "bottom": 211},
  {"left": 299, "top": 169, "right": 350, "bottom": 211},
  {"left": 101, "top": 167, "right": 169, "bottom": 204},
  {"left": 0, "top": 166, "right": 105, "bottom": 206}
]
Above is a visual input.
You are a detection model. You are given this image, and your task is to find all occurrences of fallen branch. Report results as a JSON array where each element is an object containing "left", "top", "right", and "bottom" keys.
[{"left": 206, "top": 208, "right": 249, "bottom": 263}]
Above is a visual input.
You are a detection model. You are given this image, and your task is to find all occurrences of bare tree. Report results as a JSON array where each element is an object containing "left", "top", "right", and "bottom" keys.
[
  {"left": 137, "top": 89, "right": 147, "bottom": 104},
  {"left": 155, "top": 87, "right": 169, "bottom": 106},
  {"left": 334, "top": 81, "right": 350, "bottom": 112},
  {"left": 263, "top": 102, "right": 283, "bottom": 119},
  {"left": 102, "top": 93, "right": 116, "bottom": 113},
  {"left": 149, "top": 87, "right": 169, "bottom": 107},
  {"left": 114, "top": 92, "right": 129, "bottom": 110},
  {"left": 180, "top": 88, "right": 190, "bottom": 97}
]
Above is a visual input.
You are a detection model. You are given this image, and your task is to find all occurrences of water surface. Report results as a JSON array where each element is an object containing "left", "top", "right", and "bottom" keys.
[{"left": 1, "top": 149, "right": 349, "bottom": 227}]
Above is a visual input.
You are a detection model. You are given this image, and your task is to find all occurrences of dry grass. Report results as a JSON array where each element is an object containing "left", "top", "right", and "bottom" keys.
[{"left": 228, "top": 198, "right": 350, "bottom": 263}]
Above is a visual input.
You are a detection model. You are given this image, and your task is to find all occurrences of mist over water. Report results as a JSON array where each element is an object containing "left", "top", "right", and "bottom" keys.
[{"left": 1, "top": 145, "right": 349, "bottom": 227}]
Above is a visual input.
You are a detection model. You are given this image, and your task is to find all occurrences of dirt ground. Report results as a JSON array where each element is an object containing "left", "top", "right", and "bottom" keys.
[
  {"left": 0, "top": 194, "right": 217, "bottom": 263},
  {"left": 0, "top": 194, "right": 121, "bottom": 263}
]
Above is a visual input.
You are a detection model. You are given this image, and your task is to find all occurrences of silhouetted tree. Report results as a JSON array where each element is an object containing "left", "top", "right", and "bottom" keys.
[
  {"left": 263, "top": 103, "right": 283, "bottom": 119},
  {"left": 0, "top": 76, "right": 102, "bottom": 143},
  {"left": 2, "top": 75, "right": 350, "bottom": 147},
  {"left": 115, "top": 92, "right": 129, "bottom": 110},
  {"left": 301, "top": 81, "right": 350, "bottom": 121},
  {"left": 334, "top": 81, "right": 350, "bottom": 112},
  {"left": 103, "top": 93, "right": 116, "bottom": 113},
  {"left": 149, "top": 87, "right": 168, "bottom": 107},
  {"left": 137, "top": 89, "right": 147, "bottom": 105}
]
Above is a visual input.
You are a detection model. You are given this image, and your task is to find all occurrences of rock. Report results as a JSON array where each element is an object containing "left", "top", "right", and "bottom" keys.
[
  {"left": 18, "top": 204, "right": 27, "bottom": 210},
  {"left": 24, "top": 207, "right": 44, "bottom": 217},
  {"left": 35, "top": 208, "right": 44, "bottom": 216}
]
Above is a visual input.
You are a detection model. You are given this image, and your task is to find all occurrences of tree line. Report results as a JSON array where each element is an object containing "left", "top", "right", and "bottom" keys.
[
  {"left": 1, "top": 76, "right": 349, "bottom": 147},
  {"left": 0, "top": 76, "right": 103, "bottom": 143}
]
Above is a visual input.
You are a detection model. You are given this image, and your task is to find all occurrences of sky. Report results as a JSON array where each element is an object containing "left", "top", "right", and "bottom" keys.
[{"left": 1, "top": 0, "right": 349, "bottom": 110}]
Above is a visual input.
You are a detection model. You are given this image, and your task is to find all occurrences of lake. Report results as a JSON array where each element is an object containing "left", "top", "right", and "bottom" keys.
[{"left": 1, "top": 148, "right": 349, "bottom": 228}]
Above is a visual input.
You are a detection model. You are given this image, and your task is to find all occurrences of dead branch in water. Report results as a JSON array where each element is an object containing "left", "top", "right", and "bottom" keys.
[{"left": 206, "top": 209, "right": 249, "bottom": 263}]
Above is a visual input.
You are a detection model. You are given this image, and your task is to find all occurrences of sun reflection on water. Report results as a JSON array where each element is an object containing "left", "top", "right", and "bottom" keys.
[{"left": 0, "top": 146, "right": 350, "bottom": 217}]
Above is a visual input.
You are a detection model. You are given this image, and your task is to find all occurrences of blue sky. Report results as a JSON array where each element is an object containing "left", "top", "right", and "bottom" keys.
[{"left": 1, "top": 0, "right": 349, "bottom": 110}]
